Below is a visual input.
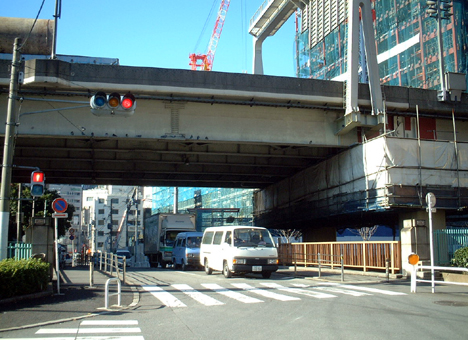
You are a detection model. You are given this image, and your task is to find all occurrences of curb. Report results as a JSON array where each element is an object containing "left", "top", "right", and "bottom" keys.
[{"left": 0, "top": 272, "right": 141, "bottom": 333}]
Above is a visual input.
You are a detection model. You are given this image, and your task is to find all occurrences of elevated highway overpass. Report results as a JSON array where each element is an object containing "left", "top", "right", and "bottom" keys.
[
  {"left": 2, "top": 58, "right": 468, "bottom": 255},
  {"left": 1, "top": 58, "right": 463, "bottom": 187}
]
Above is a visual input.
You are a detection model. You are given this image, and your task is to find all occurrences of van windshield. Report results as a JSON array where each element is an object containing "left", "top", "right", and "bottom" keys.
[
  {"left": 187, "top": 236, "right": 202, "bottom": 248},
  {"left": 233, "top": 228, "right": 275, "bottom": 248}
]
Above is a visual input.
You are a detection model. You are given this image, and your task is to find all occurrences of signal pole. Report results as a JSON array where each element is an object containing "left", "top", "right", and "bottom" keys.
[{"left": 0, "top": 38, "right": 21, "bottom": 260}]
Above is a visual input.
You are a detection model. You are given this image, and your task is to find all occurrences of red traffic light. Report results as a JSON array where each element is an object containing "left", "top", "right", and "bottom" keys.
[
  {"left": 30, "top": 170, "right": 45, "bottom": 197},
  {"left": 31, "top": 171, "right": 45, "bottom": 183},
  {"left": 121, "top": 93, "right": 135, "bottom": 109},
  {"left": 90, "top": 92, "right": 136, "bottom": 116}
]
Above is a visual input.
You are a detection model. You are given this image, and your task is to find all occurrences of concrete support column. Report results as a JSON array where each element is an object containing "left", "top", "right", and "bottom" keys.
[
  {"left": 252, "top": 36, "right": 265, "bottom": 75},
  {"left": 399, "top": 209, "right": 446, "bottom": 276}
]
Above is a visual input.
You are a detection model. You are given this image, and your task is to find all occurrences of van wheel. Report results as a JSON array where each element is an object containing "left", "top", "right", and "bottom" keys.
[
  {"left": 181, "top": 261, "right": 187, "bottom": 271},
  {"left": 223, "top": 261, "right": 232, "bottom": 278},
  {"left": 261, "top": 271, "right": 272, "bottom": 279},
  {"left": 204, "top": 259, "right": 212, "bottom": 275}
]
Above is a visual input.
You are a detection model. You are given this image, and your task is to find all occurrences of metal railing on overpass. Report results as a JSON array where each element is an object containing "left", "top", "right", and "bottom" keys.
[{"left": 278, "top": 241, "right": 401, "bottom": 274}]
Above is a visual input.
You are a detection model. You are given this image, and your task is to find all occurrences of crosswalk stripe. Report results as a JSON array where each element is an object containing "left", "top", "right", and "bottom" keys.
[
  {"left": 231, "top": 283, "right": 301, "bottom": 301},
  {"left": 172, "top": 284, "right": 224, "bottom": 306},
  {"left": 23, "top": 338, "right": 145, "bottom": 340},
  {"left": 201, "top": 283, "right": 263, "bottom": 303},
  {"left": 141, "top": 285, "right": 186, "bottom": 307},
  {"left": 81, "top": 320, "right": 139, "bottom": 326},
  {"left": 36, "top": 328, "right": 141, "bottom": 334},
  {"left": 292, "top": 283, "right": 371, "bottom": 297},
  {"left": 336, "top": 284, "right": 407, "bottom": 296},
  {"left": 261, "top": 283, "right": 336, "bottom": 299}
]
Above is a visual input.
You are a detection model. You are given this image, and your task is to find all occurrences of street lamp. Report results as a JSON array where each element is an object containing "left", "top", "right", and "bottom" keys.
[{"left": 426, "top": 0, "right": 453, "bottom": 102}]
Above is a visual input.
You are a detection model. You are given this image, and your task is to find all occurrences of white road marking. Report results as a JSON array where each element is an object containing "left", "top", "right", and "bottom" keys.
[
  {"left": 231, "top": 283, "right": 301, "bottom": 301},
  {"left": 141, "top": 285, "right": 186, "bottom": 307},
  {"left": 202, "top": 283, "right": 263, "bottom": 303},
  {"left": 172, "top": 284, "right": 224, "bottom": 306},
  {"left": 292, "top": 283, "right": 371, "bottom": 297},
  {"left": 81, "top": 320, "right": 139, "bottom": 326},
  {"left": 36, "top": 328, "right": 141, "bottom": 334},
  {"left": 261, "top": 283, "right": 336, "bottom": 299}
]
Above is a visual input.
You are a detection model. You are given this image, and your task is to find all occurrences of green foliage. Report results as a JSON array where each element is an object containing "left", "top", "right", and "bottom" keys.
[
  {"left": 9, "top": 184, "right": 75, "bottom": 241},
  {"left": 0, "top": 258, "right": 50, "bottom": 299},
  {"left": 452, "top": 246, "right": 468, "bottom": 268}
]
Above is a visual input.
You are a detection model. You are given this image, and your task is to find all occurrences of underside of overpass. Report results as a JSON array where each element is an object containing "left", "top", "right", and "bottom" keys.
[{"left": 1, "top": 58, "right": 468, "bottom": 244}]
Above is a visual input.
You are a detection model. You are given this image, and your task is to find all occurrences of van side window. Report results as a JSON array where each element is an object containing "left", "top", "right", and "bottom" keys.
[
  {"left": 175, "top": 238, "right": 180, "bottom": 247},
  {"left": 224, "top": 231, "right": 232, "bottom": 245},
  {"left": 202, "top": 231, "right": 214, "bottom": 245},
  {"left": 181, "top": 238, "right": 186, "bottom": 247},
  {"left": 213, "top": 231, "right": 224, "bottom": 245}
]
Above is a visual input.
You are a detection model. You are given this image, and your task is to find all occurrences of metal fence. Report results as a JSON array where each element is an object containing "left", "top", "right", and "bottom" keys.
[
  {"left": 278, "top": 241, "right": 401, "bottom": 274},
  {"left": 7, "top": 242, "right": 32, "bottom": 259},
  {"left": 434, "top": 228, "right": 468, "bottom": 265}
]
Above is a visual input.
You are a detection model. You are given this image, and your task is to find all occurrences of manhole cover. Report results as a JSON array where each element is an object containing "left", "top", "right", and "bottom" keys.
[{"left": 434, "top": 300, "right": 468, "bottom": 307}]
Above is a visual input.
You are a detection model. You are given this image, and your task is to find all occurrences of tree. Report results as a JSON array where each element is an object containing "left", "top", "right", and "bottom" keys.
[
  {"left": 272, "top": 229, "right": 302, "bottom": 244},
  {"left": 347, "top": 225, "right": 379, "bottom": 241},
  {"left": 8, "top": 184, "right": 75, "bottom": 242}
]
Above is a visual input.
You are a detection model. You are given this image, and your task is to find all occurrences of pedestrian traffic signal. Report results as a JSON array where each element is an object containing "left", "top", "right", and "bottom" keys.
[
  {"left": 30, "top": 170, "right": 45, "bottom": 197},
  {"left": 90, "top": 92, "right": 136, "bottom": 116}
]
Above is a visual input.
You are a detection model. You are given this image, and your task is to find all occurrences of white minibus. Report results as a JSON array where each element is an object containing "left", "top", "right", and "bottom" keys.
[{"left": 200, "top": 226, "right": 278, "bottom": 278}]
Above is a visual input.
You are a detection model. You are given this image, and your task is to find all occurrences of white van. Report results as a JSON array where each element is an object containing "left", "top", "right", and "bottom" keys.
[
  {"left": 200, "top": 226, "right": 278, "bottom": 278},
  {"left": 172, "top": 232, "right": 203, "bottom": 270}
]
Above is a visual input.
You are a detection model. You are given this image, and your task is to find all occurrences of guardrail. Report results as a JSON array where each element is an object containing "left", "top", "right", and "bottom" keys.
[
  {"left": 292, "top": 252, "right": 345, "bottom": 282},
  {"left": 97, "top": 252, "right": 127, "bottom": 285},
  {"left": 278, "top": 241, "right": 401, "bottom": 274},
  {"left": 410, "top": 265, "right": 468, "bottom": 293}
]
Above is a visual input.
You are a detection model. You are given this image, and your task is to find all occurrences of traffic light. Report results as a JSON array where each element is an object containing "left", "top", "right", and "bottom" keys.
[
  {"left": 30, "top": 170, "right": 45, "bottom": 197},
  {"left": 90, "top": 92, "right": 136, "bottom": 116}
]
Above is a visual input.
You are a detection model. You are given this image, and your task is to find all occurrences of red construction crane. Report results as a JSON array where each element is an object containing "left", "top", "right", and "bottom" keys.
[{"left": 189, "top": 0, "right": 231, "bottom": 71}]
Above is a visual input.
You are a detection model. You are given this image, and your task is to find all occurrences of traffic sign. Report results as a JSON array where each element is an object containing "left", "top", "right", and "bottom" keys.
[
  {"left": 52, "top": 198, "right": 68, "bottom": 213},
  {"left": 52, "top": 212, "right": 68, "bottom": 218}
]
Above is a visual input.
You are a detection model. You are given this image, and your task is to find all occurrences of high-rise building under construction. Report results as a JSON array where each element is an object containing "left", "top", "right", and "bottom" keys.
[{"left": 295, "top": 0, "right": 468, "bottom": 91}]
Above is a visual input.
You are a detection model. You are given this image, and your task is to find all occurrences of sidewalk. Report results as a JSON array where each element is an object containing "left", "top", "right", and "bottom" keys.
[{"left": 0, "top": 266, "right": 138, "bottom": 332}]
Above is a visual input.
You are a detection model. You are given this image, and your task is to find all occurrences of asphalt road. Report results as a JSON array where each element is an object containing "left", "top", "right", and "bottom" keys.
[{"left": 2, "top": 268, "right": 467, "bottom": 340}]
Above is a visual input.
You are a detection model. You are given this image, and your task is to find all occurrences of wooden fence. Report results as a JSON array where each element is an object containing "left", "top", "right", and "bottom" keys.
[{"left": 278, "top": 241, "right": 401, "bottom": 274}]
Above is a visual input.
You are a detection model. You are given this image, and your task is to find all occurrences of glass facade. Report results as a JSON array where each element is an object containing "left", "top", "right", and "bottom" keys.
[
  {"left": 296, "top": 0, "right": 468, "bottom": 90},
  {"left": 151, "top": 187, "right": 255, "bottom": 230}
]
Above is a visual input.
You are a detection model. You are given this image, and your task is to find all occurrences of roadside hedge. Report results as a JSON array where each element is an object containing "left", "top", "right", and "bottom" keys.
[
  {"left": 0, "top": 258, "right": 50, "bottom": 299},
  {"left": 452, "top": 246, "right": 468, "bottom": 268}
]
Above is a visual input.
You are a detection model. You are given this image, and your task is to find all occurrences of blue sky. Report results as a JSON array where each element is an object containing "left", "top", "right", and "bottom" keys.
[{"left": 2, "top": 0, "right": 297, "bottom": 77}]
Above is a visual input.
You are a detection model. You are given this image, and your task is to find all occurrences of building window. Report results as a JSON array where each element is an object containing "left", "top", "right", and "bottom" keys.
[
  {"left": 98, "top": 198, "right": 104, "bottom": 204},
  {"left": 98, "top": 220, "right": 104, "bottom": 225},
  {"left": 98, "top": 209, "right": 105, "bottom": 215},
  {"left": 111, "top": 198, "right": 119, "bottom": 204},
  {"left": 98, "top": 231, "right": 104, "bottom": 236}
]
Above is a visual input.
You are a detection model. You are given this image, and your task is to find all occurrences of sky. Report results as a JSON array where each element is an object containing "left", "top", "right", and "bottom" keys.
[{"left": 2, "top": 0, "right": 297, "bottom": 77}]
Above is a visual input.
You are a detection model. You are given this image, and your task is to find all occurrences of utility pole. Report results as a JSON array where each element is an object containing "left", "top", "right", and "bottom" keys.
[{"left": 0, "top": 38, "right": 21, "bottom": 260}]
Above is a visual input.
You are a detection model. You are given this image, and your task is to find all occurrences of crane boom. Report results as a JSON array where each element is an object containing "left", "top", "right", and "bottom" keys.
[{"left": 189, "top": 0, "right": 231, "bottom": 71}]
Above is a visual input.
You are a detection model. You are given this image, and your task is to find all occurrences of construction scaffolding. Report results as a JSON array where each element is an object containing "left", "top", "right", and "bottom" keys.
[
  {"left": 254, "top": 133, "right": 468, "bottom": 227},
  {"left": 295, "top": 0, "right": 468, "bottom": 90}
]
